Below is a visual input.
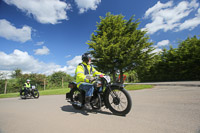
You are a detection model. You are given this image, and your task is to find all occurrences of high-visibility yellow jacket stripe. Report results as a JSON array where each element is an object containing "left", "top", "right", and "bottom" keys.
[{"left": 75, "top": 62, "right": 102, "bottom": 88}]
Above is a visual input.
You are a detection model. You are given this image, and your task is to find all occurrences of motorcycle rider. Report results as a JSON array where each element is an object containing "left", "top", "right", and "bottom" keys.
[
  {"left": 23, "top": 79, "right": 32, "bottom": 96},
  {"left": 75, "top": 53, "right": 103, "bottom": 110}
]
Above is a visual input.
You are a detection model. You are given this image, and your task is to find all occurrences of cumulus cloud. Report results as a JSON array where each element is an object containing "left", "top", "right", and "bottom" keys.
[
  {"left": 179, "top": 8, "right": 200, "bottom": 31},
  {"left": 75, "top": 0, "right": 101, "bottom": 13},
  {"left": 3, "top": 0, "right": 71, "bottom": 24},
  {"left": 149, "top": 40, "right": 170, "bottom": 54},
  {"left": 0, "top": 49, "right": 45, "bottom": 73},
  {"left": 144, "top": 1, "right": 173, "bottom": 18},
  {"left": 0, "top": 49, "right": 81, "bottom": 75},
  {"left": 157, "top": 40, "right": 170, "bottom": 47},
  {"left": 0, "top": 19, "right": 31, "bottom": 43},
  {"left": 150, "top": 48, "right": 163, "bottom": 54},
  {"left": 143, "top": 0, "right": 200, "bottom": 34},
  {"left": 34, "top": 46, "right": 50, "bottom": 55},
  {"left": 65, "top": 56, "right": 82, "bottom": 75}
]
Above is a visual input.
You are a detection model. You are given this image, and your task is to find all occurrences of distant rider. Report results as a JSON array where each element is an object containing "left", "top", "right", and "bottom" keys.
[
  {"left": 75, "top": 53, "right": 104, "bottom": 110},
  {"left": 23, "top": 79, "right": 32, "bottom": 96}
]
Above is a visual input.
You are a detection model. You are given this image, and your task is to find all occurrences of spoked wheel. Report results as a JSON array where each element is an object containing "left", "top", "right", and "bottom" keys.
[
  {"left": 33, "top": 90, "right": 39, "bottom": 99},
  {"left": 105, "top": 87, "right": 132, "bottom": 115},
  {"left": 91, "top": 93, "right": 101, "bottom": 110},
  {"left": 20, "top": 90, "right": 26, "bottom": 99},
  {"left": 70, "top": 88, "right": 84, "bottom": 110}
]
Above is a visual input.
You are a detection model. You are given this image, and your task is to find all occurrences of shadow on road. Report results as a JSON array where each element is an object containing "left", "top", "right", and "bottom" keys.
[
  {"left": 60, "top": 105, "right": 113, "bottom": 116},
  {"left": 18, "top": 97, "right": 37, "bottom": 100}
]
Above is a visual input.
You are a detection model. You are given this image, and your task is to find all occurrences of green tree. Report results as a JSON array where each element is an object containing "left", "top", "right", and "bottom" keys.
[
  {"left": 0, "top": 72, "right": 8, "bottom": 94},
  {"left": 177, "top": 36, "right": 200, "bottom": 80},
  {"left": 11, "top": 69, "right": 22, "bottom": 78},
  {"left": 139, "top": 35, "right": 200, "bottom": 81},
  {"left": 87, "top": 13, "right": 154, "bottom": 83},
  {"left": 49, "top": 71, "right": 74, "bottom": 87}
]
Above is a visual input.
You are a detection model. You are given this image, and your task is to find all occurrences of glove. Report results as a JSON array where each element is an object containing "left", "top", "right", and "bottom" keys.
[{"left": 89, "top": 77, "right": 95, "bottom": 83}]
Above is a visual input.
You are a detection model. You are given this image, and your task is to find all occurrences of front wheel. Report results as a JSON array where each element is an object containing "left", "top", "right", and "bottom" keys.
[
  {"left": 33, "top": 90, "right": 39, "bottom": 98},
  {"left": 105, "top": 87, "right": 132, "bottom": 115},
  {"left": 20, "top": 90, "right": 26, "bottom": 99}
]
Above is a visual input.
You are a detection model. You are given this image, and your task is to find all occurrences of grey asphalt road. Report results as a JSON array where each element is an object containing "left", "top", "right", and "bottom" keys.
[{"left": 0, "top": 85, "right": 200, "bottom": 133}]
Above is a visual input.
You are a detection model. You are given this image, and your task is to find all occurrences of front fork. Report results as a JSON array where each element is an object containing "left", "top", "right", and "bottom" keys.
[{"left": 108, "top": 85, "right": 121, "bottom": 98}]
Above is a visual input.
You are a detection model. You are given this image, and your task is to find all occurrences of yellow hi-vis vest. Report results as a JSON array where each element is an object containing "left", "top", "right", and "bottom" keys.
[
  {"left": 24, "top": 83, "right": 31, "bottom": 88},
  {"left": 75, "top": 62, "right": 102, "bottom": 88}
]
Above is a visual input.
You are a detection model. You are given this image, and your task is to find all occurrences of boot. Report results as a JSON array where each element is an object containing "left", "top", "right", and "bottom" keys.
[{"left": 84, "top": 96, "right": 92, "bottom": 111}]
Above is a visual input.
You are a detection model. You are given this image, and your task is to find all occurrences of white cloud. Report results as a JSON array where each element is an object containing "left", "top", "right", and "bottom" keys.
[
  {"left": 144, "top": 1, "right": 173, "bottom": 18},
  {"left": 0, "top": 70, "right": 12, "bottom": 79},
  {"left": 75, "top": 0, "right": 101, "bottom": 13},
  {"left": 0, "top": 49, "right": 82, "bottom": 75},
  {"left": 65, "top": 56, "right": 82, "bottom": 75},
  {"left": 67, "top": 56, "right": 82, "bottom": 67},
  {"left": 179, "top": 8, "right": 200, "bottom": 31},
  {"left": 0, "top": 49, "right": 44, "bottom": 73},
  {"left": 34, "top": 46, "right": 50, "bottom": 55},
  {"left": 36, "top": 41, "right": 44, "bottom": 46},
  {"left": 3, "top": 0, "right": 71, "bottom": 24},
  {"left": 149, "top": 40, "right": 170, "bottom": 54},
  {"left": 151, "top": 48, "right": 163, "bottom": 54},
  {"left": 50, "top": 56, "right": 81, "bottom": 75},
  {"left": 157, "top": 40, "right": 170, "bottom": 47},
  {"left": 0, "top": 19, "right": 31, "bottom": 43},
  {"left": 143, "top": 0, "right": 199, "bottom": 34}
]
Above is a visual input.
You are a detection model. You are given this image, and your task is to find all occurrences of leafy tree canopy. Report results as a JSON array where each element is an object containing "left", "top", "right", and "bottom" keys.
[{"left": 87, "top": 12, "right": 155, "bottom": 82}]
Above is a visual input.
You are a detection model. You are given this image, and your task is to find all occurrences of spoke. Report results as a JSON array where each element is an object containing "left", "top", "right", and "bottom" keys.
[
  {"left": 113, "top": 104, "right": 117, "bottom": 110},
  {"left": 118, "top": 91, "right": 122, "bottom": 98},
  {"left": 120, "top": 101, "right": 127, "bottom": 107},
  {"left": 117, "top": 105, "right": 120, "bottom": 111},
  {"left": 120, "top": 103, "right": 125, "bottom": 109},
  {"left": 120, "top": 100, "right": 127, "bottom": 104}
]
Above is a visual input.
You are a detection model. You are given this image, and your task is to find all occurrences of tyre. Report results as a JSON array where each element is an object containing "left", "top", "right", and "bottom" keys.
[
  {"left": 20, "top": 90, "right": 26, "bottom": 99},
  {"left": 91, "top": 93, "right": 101, "bottom": 110},
  {"left": 33, "top": 90, "right": 39, "bottom": 99},
  {"left": 70, "top": 88, "right": 84, "bottom": 110},
  {"left": 105, "top": 87, "right": 132, "bottom": 115}
]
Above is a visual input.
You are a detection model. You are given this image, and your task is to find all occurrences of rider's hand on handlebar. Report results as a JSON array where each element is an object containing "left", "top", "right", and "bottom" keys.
[{"left": 89, "top": 77, "right": 95, "bottom": 83}]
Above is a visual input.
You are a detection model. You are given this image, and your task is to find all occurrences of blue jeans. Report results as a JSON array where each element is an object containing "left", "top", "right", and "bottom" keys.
[{"left": 79, "top": 83, "right": 94, "bottom": 97}]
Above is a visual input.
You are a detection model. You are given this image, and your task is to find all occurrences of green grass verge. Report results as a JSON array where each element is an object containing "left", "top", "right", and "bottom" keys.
[
  {"left": 0, "top": 84, "right": 153, "bottom": 99},
  {"left": 39, "top": 88, "right": 70, "bottom": 95},
  {"left": 125, "top": 84, "right": 153, "bottom": 91},
  {"left": 0, "top": 88, "right": 70, "bottom": 99}
]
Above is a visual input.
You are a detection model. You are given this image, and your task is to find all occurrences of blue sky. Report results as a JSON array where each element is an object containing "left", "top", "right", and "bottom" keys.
[{"left": 0, "top": 0, "right": 200, "bottom": 76}]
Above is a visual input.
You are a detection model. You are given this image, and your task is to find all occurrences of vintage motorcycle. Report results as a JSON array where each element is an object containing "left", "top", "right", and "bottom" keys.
[
  {"left": 20, "top": 85, "right": 40, "bottom": 99},
  {"left": 66, "top": 75, "right": 132, "bottom": 116}
]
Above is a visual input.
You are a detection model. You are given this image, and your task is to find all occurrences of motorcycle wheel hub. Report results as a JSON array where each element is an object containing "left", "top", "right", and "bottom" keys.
[{"left": 113, "top": 97, "right": 120, "bottom": 105}]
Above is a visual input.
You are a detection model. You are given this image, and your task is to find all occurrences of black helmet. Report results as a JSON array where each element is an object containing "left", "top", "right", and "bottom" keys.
[{"left": 82, "top": 53, "right": 92, "bottom": 63}]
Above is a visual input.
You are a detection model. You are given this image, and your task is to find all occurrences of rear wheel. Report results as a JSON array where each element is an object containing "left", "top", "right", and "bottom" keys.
[
  {"left": 70, "top": 88, "right": 84, "bottom": 110},
  {"left": 91, "top": 93, "right": 101, "bottom": 110},
  {"left": 105, "top": 87, "right": 132, "bottom": 115}
]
